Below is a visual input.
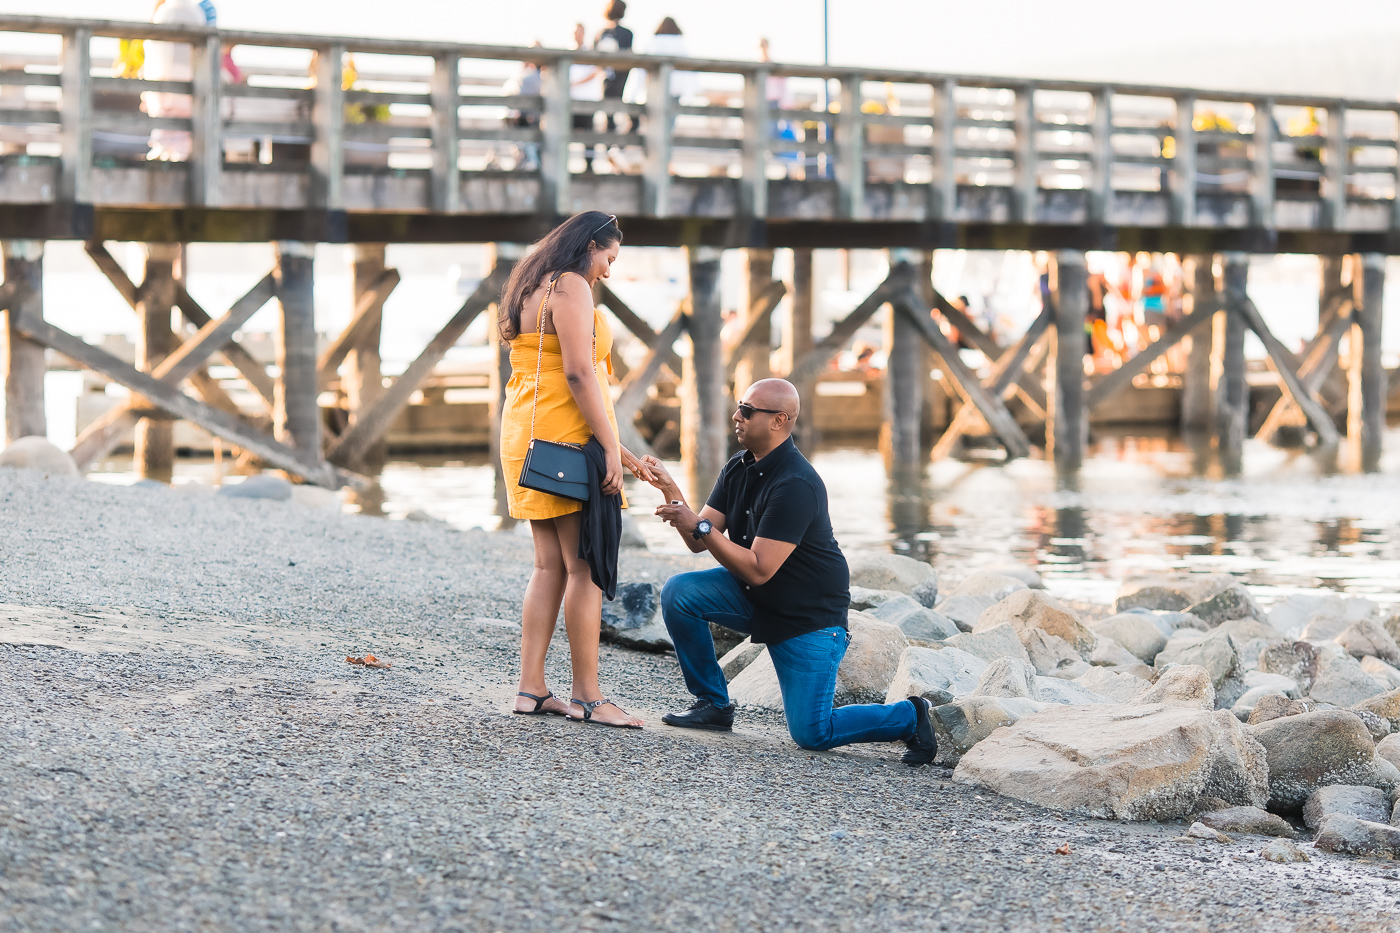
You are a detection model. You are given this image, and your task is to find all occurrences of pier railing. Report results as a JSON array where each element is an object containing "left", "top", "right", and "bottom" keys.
[{"left": 0, "top": 15, "right": 1397, "bottom": 244}]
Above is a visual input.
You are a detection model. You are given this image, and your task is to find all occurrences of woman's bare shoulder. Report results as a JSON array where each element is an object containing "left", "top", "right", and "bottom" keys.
[{"left": 551, "top": 272, "right": 595, "bottom": 309}]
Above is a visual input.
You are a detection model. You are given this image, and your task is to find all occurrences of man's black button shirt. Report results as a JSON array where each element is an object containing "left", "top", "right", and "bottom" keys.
[{"left": 705, "top": 437, "right": 850, "bottom": 645}]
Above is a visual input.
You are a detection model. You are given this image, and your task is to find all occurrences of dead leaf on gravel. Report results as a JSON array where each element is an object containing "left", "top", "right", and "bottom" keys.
[
  {"left": 1054, "top": 843, "right": 1071, "bottom": 855},
  {"left": 345, "top": 654, "right": 391, "bottom": 669}
]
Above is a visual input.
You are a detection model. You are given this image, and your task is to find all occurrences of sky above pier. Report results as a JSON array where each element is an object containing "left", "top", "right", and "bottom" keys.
[{"left": 4, "top": 0, "right": 1399, "bottom": 99}]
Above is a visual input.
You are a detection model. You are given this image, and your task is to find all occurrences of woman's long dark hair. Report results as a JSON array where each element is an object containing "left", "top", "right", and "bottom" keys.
[{"left": 499, "top": 211, "right": 623, "bottom": 339}]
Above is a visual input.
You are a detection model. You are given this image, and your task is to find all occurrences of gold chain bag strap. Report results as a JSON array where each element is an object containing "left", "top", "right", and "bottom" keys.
[{"left": 517, "top": 272, "right": 596, "bottom": 502}]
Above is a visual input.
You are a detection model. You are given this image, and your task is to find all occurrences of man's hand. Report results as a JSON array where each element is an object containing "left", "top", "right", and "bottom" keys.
[{"left": 655, "top": 500, "right": 701, "bottom": 538}]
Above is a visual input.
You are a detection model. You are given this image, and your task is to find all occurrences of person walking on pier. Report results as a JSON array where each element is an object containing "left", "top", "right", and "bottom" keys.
[
  {"left": 499, "top": 211, "right": 655, "bottom": 729},
  {"left": 640, "top": 379, "right": 938, "bottom": 764}
]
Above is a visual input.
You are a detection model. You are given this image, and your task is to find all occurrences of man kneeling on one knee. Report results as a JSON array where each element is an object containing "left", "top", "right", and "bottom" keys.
[{"left": 641, "top": 378, "right": 937, "bottom": 764}]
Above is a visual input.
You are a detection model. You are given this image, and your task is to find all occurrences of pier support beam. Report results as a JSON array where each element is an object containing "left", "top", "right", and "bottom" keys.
[
  {"left": 1352, "top": 253, "right": 1387, "bottom": 470},
  {"left": 734, "top": 248, "right": 774, "bottom": 398},
  {"left": 273, "top": 241, "right": 321, "bottom": 466},
  {"left": 488, "top": 244, "right": 524, "bottom": 525},
  {"left": 884, "top": 249, "right": 929, "bottom": 474},
  {"left": 784, "top": 248, "right": 816, "bottom": 450},
  {"left": 1048, "top": 250, "right": 1087, "bottom": 469},
  {"left": 1, "top": 240, "right": 46, "bottom": 444},
  {"left": 681, "top": 246, "right": 727, "bottom": 501},
  {"left": 1217, "top": 253, "right": 1250, "bottom": 467},
  {"left": 135, "top": 244, "right": 179, "bottom": 482},
  {"left": 347, "top": 244, "right": 388, "bottom": 475},
  {"left": 1180, "top": 254, "right": 1216, "bottom": 432}
]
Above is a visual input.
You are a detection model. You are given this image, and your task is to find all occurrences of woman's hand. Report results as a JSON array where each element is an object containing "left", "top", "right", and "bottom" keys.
[
  {"left": 602, "top": 446, "right": 625, "bottom": 496},
  {"left": 639, "top": 455, "right": 680, "bottom": 497},
  {"left": 620, "top": 446, "right": 656, "bottom": 484}
]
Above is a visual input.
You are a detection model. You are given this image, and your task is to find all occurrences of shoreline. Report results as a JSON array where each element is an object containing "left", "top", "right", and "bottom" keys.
[{"left": 2, "top": 468, "right": 1399, "bottom": 931}]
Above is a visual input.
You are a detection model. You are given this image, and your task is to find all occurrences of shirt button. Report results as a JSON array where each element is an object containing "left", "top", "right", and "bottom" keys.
[{"left": 745, "top": 585, "right": 751, "bottom": 590}]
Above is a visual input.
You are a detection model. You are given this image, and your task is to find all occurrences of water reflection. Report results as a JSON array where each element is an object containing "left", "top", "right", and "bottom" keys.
[{"left": 88, "top": 425, "right": 1400, "bottom": 608}]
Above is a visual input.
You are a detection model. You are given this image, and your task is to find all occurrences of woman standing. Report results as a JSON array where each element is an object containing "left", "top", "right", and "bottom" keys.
[{"left": 499, "top": 211, "right": 651, "bottom": 728}]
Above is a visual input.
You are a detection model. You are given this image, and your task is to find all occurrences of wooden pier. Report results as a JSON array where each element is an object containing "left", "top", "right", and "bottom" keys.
[{"left": 0, "top": 15, "right": 1394, "bottom": 493}]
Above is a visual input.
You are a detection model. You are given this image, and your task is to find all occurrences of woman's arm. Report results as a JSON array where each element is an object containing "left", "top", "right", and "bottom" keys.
[{"left": 550, "top": 273, "right": 623, "bottom": 495}]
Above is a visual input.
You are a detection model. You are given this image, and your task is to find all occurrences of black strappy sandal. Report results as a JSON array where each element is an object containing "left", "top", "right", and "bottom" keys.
[
  {"left": 513, "top": 691, "right": 568, "bottom": 717},
  {"left": 568, "top": 697, "right": 643, "bottom": 729}
]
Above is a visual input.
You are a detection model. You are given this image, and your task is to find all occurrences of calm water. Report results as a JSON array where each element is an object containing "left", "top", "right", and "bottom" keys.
[{"left": 94, "top": 428, "right": 1400, "bottom": 611}]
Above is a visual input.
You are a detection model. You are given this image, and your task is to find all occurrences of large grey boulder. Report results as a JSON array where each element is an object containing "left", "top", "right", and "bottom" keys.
[
  {"left": 1075, "top": 667, "right": 1152, "bottom": 703},
  {"left": 0, "top": 436, "right": 79, "bottom": 477},
  {"left": 619, "top": 511, "right": 648, "bottom": 549},
  {"left": 719, "top": 638, "right": 764, "bottom": 681},
  {"left": 1131, "top": 665, "right": 1216, "bottom": 710},
  {"left": 1377, "top": 734, "right": 1400, "bottom": 772},
  {"left": 1311, "top": 814, "right": 1400, "bottom": 859},
  {"left": 600, "top": 582, "right": 673, "bottom": 652},
  {"left": 1336, "top": 618, "right": 1400, "bottom": 666},
  {"left": 1113, "top": 574, "right": 1233, "bottom": 614},
  {"left": 883, "top": 646, "right": 987, "bottom": 706},
  {"left": 1352, "top": 709, "right": 1392, "bottom": 743},
  {"left": 1089, "top": 613, "right": 1168, "bottom": 664},
  {"left": 727, "top": 649, "right": 784, "bottom": 709},
  {"left": 847, "top": 552, "right": 937, "bottom": 606},
  {"left": 1308, "top": 644, "right": 1387, "bottom": 707},
  {"left": 1090, "top": 636, "right": 1147, "bottom": 672},
  {"left": 1215, "top": 617, "right": 1287, "bottom": 670},
  {"left": 931, "top": 697, "right": 1040, "bottom": 765},
  {"left": 1155, "top": 629, "right": 1238, "bottom": 689},
  {"left": 1354, "top": 688, "right": 1400, "bottom": 733},
  {"left": 1266, "top": 594, "right": 1345, "bottom": 639},
  {"left": 954, "top": 703, "right": 1270, "bottom": 820},
  {"left": 848, "top": 586, "right": 903, "bottom": 612},
  {"left": 1247, "top": 694, "right": 1315, "bottom": 726},
  {"left": 1360, "top": 657, "right": 1400, "bottom": 691},
  {"left": 1197, "top": 806, "right": 1296, "bottom": 838},
  {"left": 936, "top": 572, "right": 1029, "bottom": 632},
  {"left": 980, "top": 563, "right": 1044, "bottom": 590},
  {"left": 975, "top": 590, "right": 1095, "bottom": 655},
  {"left": 972, "top": 657, "right": 1040, "bottom": 700},
  {"left": 1302, "top": 785, "right": 1391, "bottom": 829},
  {"left": 872, "top": 595, "right": 959, "bottom": 642},
  {"left": 1036, "top": 677, "right": 1111, "bottom": 705},
  {"left": 1248, "top": 709, "right": 1400, "bottom": 811},
  {"left": 942, "top": 624, "right": 1030, "bottom": 667},
  {"left": 1184, "top": 583, "right": 1262, "bottom": 627},
  {"left": 220, "top": 473, "right": 294, "bottom": 501}
]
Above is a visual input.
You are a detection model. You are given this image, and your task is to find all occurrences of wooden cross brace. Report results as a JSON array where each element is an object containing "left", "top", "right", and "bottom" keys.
[
  {"left": 68, "top": 271, "right": 278, "bottom": 469},
  {"left": 326, "top": 260, "right": 513, "bottom": 469},
  {"left": 1256, "top": 300, "right": 1353, "bottom": 443},
  {"left": 12, "top": 310, "right": 362, "bottom": 489},
  {"left": 612, "top": 304, "right": 689, "bottom": 458},
  {"left": 724, "top": 279, "right": 788, "bottom": 379},
  {"left": 895, "top": 287, "right": 1032, "bottom": 459},
  {"left": 786, "top": 264, "right": 915, "bottom": 389}
]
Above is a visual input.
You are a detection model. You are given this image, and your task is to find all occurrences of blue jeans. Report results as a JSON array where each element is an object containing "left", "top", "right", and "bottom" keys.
[{"left": 660, "top": 568, "right": 916, "bottom": 751}]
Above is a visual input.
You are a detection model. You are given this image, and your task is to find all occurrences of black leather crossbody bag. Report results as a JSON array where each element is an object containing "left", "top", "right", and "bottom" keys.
[{"left": 518, "top": 273, "right": 593, "bottom": 503}]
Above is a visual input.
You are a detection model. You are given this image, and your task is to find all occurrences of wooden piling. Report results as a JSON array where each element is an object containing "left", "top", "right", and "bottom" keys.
[
  {"left": 1, "top": 240, "right": 46, "bottom": 444},
  {"left": 883, "top": 249, "right": 927, "bottom": 472},
  {"left": 487, "top": 243, "right": 524, "bottom": 524},
  {"left": 784, "top": 248, "right": 816, "bottom": 450},
  {"left": 1180, "top": 254, "right": 1216, "bottom": 431},
  {"left": 1048, "top": 250, "right": 1088, "bottom": 468},
  {"left": 682, "top": 246, "right": 727, "bottom": 501},
  {"left": 1217, "top": 253, "right": 1250, "bottom": 463},
  {"left": 135, "top": 244, "right": 178, "bottom": 482},
  {"left": 1353, "top": 253, "right": 1387, "bottom": 469},
  {"left": 347, "top": 244, "right": 388, "bottom": 474},
  {"left": 734, "top": 248, "right": 774, "bottom": 398},
  {"left": 273, "top": 241, "right": 322, "bottom": 464}
]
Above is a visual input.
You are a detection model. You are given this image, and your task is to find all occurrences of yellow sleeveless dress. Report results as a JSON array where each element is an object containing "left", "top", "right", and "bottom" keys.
[{"left": 500, "top": 305, "right": 627, "bottom": 520}]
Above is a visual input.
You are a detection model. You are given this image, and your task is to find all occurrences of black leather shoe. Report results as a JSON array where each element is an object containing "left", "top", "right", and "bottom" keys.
[
  {"left": 901, "top": 695, "right": 938, "bottom": 766},
  {"left": 662, "top": 699, "right": 735, "bottom": 732}
]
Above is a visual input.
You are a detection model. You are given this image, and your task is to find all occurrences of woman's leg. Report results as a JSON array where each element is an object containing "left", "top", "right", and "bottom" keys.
[
  {"left": 515, "top": 518, "right": 571, "bottom": 715},
  {"left": 554, "top": 511, "right": 643, "bottom": 727}
]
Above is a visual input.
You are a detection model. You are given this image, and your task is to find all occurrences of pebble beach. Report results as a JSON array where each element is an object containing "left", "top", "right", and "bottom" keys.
[{"left": 2, "top": 468, "right": 1399, "bottom": 932}]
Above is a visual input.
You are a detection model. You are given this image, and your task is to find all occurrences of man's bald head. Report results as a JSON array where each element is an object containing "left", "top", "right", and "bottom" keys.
[{"left": 745, "top": 378, "right": 800, "bottom": 421}]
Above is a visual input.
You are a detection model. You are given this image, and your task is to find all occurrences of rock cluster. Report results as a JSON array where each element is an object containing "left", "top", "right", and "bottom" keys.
[{"left": 621, "top": 555, "right": 1400, "bottom": 859}]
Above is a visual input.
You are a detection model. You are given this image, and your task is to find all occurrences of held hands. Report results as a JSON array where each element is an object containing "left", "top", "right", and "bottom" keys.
[
  {"left": 655, "top": 500, "right": 701, "bottom": 538},
  {"left": 620, "top": 447, "right": 657, "bottom": 484},
  {"left": 638, "top": 455, "right": 679, "bottom": 496}
]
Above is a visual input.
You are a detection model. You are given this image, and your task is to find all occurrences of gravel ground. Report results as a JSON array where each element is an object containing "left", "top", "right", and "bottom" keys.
[{"left": 2, "top": 469, "right": 1400, "bottom": 933}]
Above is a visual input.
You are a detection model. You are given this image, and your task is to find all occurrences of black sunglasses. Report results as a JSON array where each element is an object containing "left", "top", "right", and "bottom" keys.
[{"left": 736, "top": 403, "right": 784, "bottom": 420}]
